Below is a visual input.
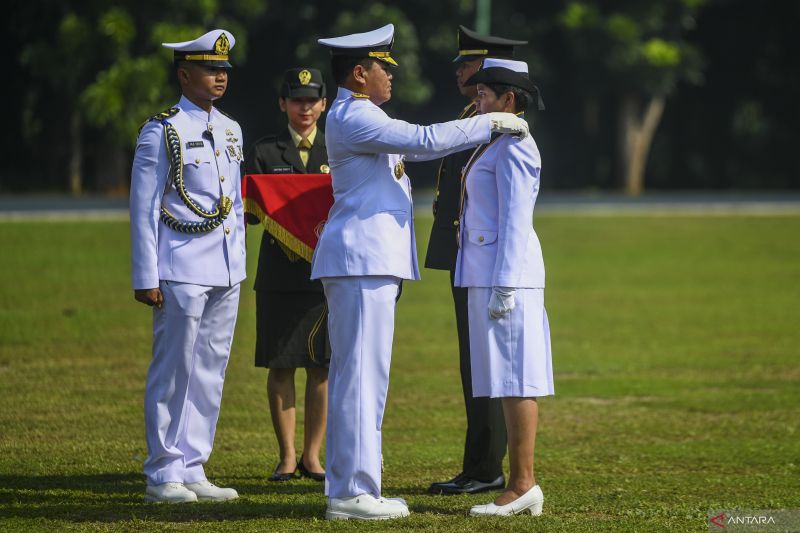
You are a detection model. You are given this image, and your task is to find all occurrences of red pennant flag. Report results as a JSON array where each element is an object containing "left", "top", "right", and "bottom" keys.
[{"left": 242, "top": 173, "right": 333, "bottom": 262}]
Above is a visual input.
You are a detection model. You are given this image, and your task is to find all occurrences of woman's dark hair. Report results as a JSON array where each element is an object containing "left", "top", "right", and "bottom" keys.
[
  {"left": 485, "top": 83, "right": 533, "bottom": 113},
  {"left": 331, "top": 56, "right": 377, "bottom": 86}
]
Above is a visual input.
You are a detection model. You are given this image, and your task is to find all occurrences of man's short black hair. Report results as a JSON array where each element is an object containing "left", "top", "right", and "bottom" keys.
[
  {"left": 485, "top": 83, "right": 532, "bottom": 114},
  {"left": 331, "top": 56, "right": 377, "bottom": 86}
]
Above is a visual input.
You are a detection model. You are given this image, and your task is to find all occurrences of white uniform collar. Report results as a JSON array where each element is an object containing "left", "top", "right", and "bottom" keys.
[{"left": 178, "top": 95, "right": 218, "bottom": 122}]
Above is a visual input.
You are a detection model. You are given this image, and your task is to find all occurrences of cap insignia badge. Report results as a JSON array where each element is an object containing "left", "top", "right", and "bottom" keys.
[
  {"left": 298, "top": 69, "right": 311, "bottom": 85},
  {"left": 215, "top": 33, "right": 230, "bottom": 56}
]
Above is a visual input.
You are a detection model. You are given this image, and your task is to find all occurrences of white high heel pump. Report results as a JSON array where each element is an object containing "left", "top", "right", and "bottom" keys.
[{"left": 469, "top": 484, "right": 544, "bottom": 516}]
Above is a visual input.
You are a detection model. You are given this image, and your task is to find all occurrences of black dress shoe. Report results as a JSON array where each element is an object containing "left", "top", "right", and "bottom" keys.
[
  {"left": 428, "top": 473, "right": 505, "bottom": 495},
  {"left": 297, "top": 454, "right": 325, "bottom": 482},
  {"left": 268, "top": 464, "right": 297, "bottom": 482}
]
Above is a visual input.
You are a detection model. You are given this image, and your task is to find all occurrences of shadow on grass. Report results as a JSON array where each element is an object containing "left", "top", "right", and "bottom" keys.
[{"left": 0, "top": 473, "right": 327, "bottom": 523}]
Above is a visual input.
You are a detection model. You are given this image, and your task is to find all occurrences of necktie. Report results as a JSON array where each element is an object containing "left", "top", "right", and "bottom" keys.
[{"left": 298, "top": 138, "right": 312, "bottom": 166}]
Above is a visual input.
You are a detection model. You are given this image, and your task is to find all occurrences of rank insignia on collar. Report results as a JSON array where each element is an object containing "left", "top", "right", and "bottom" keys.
[
  {"left": 320, "top": 164, "right": 330, "bottom": 174},
  {"left": 352, "top": 92, "right": 369, "bottom": 99},
  {"left": 394, "top": 160, "right": 405, "bottom": 180}
]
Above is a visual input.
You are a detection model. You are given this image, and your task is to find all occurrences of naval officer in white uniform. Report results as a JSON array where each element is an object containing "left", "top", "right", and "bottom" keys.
[
  {"left": 311, "top": 24, "right": 531, "bottom": 520},
  {"left": 454, "top": 58, "right": 554, "bottom": 517},
  {"left": 130, "top": 29, "right": 245, "bottom": 503}
]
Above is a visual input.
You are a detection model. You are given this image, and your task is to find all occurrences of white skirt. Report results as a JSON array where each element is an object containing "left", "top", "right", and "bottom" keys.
[{"left": 468, "top": 288, "right": 555, "bottom": 398}]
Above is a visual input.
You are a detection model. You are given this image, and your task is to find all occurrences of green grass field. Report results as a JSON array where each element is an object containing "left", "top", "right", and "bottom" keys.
[{"left": 1, "top": 212, "right": 799, "bottom": 532}]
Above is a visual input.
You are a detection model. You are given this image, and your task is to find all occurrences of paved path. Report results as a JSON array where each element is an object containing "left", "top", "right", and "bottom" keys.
[{"left": 2, "top": 191, "right": 800, "bottom": 221}]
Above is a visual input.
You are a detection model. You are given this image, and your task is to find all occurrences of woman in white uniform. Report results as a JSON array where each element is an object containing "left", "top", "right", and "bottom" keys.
[{"left": 454, "top": 58, "right": 554, "bottom": 517}]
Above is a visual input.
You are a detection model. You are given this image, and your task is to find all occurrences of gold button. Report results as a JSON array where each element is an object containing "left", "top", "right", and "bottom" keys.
[
  {"left": 225, "top": 227, "right": 230, "bottom": 235},
  {"left": 195, "top": 158, "right": 200, "bottom": 164},
  {"left": 215, "top": 149, "right": 220, "bottom": 157},
  {"left": 478, "top": 235, "right": 485, "bottom": 242},
  {"left": 453, "top": 220, "right": 459, "bottom": 227},
  {"left": 220, "top": 175, "right": 225, "bottom": 182}
]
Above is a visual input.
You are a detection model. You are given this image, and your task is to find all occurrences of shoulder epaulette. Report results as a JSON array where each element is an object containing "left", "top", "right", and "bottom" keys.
[
  {"left": 253, "top": 134, "right": 279, "bottom": 145},
  {"left": 138, "top": 107, "right": 180, "bottom": 133},
  {"left": 216, "top": 107, "right": 237, "bottom": 121}
]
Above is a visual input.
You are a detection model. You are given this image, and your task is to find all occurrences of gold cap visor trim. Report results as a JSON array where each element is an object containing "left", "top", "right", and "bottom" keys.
[
  {"left": 368, "top": 51, "right": 398, "bottom": 66},
  {"left": 459, "top": 49, "right": 489, "bottom": 56},
  {"left": 184, "top": 54, "right": 230, "bottom": 61}
]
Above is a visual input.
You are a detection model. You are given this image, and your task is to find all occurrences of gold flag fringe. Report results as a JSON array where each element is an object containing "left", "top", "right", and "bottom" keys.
[{"left": 244, "top": 197, "right": 314, "bottom": 262}]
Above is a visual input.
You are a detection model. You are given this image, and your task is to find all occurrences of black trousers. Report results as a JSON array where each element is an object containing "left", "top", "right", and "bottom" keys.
[{"left": 450, "top": 270, "right": 507, "bottom": 480}]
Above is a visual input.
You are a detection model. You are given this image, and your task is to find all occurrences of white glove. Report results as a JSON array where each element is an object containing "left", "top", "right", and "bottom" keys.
[
  {"left": 486, "top": 112, "right": 529, "bottom": 140},
  {"left": 488, "top": 286, "right": 516, "bottom": 319}
]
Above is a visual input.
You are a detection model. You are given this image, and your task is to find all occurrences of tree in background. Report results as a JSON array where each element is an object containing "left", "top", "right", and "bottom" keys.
[
  {"left": 19, "top": 0, "right": 263, "bottom": 195},
  {"left": 558, "top": 0, "right": 705, "bottom": 195}
]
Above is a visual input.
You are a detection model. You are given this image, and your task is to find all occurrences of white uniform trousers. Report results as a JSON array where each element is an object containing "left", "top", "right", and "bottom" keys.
[
  {"left": 321, "top": 276, "right": 401, "bottom": 498},
  {"left": 143, "top": 281, "right": 240, "bottom": 485},
  {"left": 468, "top": 288, "right": 555, "bottom": 398}
]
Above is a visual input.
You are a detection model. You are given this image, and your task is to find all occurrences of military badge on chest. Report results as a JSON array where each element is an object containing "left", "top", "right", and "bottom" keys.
[{"left": 226, "top": 144, "right": 243, "bottom": 162}]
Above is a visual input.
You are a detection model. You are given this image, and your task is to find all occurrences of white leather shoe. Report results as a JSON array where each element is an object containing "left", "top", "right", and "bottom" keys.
[
  {"left": 185, "top": 480, "right": 239, "bottom": 501},
  {"left": 469, "top": 484, "right": 544, "bottom": 516},
  {"left": 144, "top": 482, "right": 198, "bottom": 503},
  {"left": 326, "top": 493, "right": 410, "bottom": 520}
]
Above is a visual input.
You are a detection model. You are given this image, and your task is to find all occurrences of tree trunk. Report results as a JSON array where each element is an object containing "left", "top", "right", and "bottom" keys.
[
  {"left": 618, "top": 94, "right": 665, "bottom": 196},
  {"left": 69, "top": 109, "right": 83, "bottom": 196}
]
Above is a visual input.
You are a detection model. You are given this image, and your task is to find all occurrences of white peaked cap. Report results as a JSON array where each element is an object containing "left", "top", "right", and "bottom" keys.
[
  {"left": 162, "top": 29, "right": 236, "bottom": 52},
  {"left": 482, "top": 58, "right": 528, "bottom": 74},
  {"left": 162, "top": 29, "right": 235, "bottom": 68},
  {"left": 318, "top": 24, "right": 394, "bottom": 49}
]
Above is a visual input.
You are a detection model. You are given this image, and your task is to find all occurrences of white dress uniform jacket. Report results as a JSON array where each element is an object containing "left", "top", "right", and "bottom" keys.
[
  {"left": 310, "top": 87, "right": 494, "bottom": 281},
  {"left": 130, "top": 95, "right": 246, "bottom": 289},
  {"left": 454, "top": 132, "right": 554, "bottom": 399},
  {"left": 129, "top": 95, "right": 246, "bottom": 486},
  {"left": 454, "top": 134, "right": 545, "bottom": 289}
]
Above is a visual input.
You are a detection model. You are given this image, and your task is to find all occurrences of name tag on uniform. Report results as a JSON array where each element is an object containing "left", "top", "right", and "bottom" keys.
[
  {"left": 269, "top": 165, "right": 292, "bottom": 173},
  {"left": 185, "top": 141, "right": 205, "bottom": 149}
]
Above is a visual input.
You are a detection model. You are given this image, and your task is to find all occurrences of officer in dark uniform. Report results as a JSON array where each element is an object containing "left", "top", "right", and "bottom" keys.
[
  {"left": 426, "top": 25, "right": 529, "bottom": 496},
  {"left": 245, "top": 67, "right": 330, "bottom": 482}
]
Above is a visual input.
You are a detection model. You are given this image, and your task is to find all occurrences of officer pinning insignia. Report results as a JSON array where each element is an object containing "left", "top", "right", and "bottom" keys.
[
  {"left": 318, "top": 23, "right": 399, "bottom": 67},
  {"left": 454, "top": 25, "right": 528, "bottom": 63},
  {"left": 394, "top": 161, "right": 405, "bottom": 180},
  {"left": 320, "top": 164, "right": 330, "bottom": 174},
  {"left": 162, "top": 29, "right": 236, "bottom": 69}
]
